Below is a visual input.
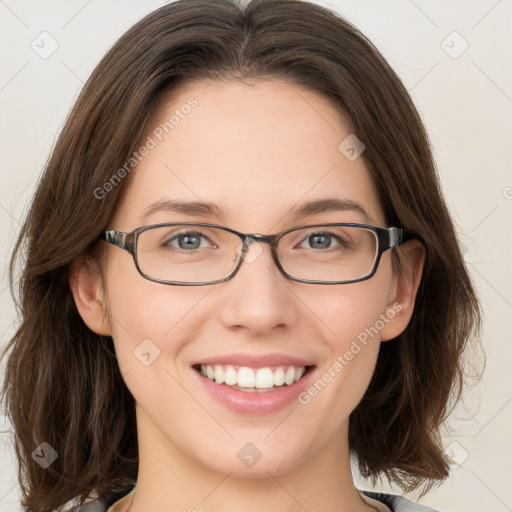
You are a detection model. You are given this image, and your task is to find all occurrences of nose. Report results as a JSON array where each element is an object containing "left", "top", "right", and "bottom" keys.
[{"left": 215, "top": 239, "right": 299, "bottom": 337}]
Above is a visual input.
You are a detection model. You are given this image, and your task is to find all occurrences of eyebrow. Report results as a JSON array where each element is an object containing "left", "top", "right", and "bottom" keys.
[
  {"left": 142, "top": 199, "right": 227, "bottom": 222},
  {"left": 286, "top": 197, "right": 375, "bottom": 224},
  {"left": 141, "top": 197, "right": 374, "bottom": 224}
]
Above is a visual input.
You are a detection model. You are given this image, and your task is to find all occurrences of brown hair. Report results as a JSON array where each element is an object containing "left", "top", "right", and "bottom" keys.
[{"left": 1, "top": 0, "right": 482, "bottom": 510}]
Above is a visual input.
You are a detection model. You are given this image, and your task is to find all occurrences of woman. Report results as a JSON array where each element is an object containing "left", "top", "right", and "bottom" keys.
[{"left": 1, "top": 1, "right": 481, "bottom": 511}]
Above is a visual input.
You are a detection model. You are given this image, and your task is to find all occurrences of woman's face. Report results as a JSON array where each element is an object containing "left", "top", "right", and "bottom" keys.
[{"left": 93, "top": 79, "right": 409, "bottom": 478}]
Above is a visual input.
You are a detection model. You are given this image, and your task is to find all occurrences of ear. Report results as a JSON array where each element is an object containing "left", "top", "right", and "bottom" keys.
[
  {"left": 380, "top": 239, "right": 425, "bottom": 342},
  {"left": 69, "top": 254, "right": 111, "bottom": 336}
]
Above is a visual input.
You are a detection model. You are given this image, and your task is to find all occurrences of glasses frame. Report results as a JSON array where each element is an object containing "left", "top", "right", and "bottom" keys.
[{"left": 101, "top": 222, "right": 407, "bottom": 286}]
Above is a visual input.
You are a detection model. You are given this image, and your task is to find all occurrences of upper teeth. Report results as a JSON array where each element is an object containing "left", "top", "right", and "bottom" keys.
[{"left": 200, "top": 364, "right": 306, "bottom": 388}]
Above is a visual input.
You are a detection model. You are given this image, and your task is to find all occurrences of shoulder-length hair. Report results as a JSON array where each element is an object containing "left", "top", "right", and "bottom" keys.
[{"left": 1, "top": 0, "right": 482, "bottom": 510}]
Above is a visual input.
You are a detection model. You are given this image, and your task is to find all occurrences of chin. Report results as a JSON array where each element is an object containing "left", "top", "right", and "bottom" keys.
[{"left": 190, "top": 439, "right": 307, "bottom": 479}]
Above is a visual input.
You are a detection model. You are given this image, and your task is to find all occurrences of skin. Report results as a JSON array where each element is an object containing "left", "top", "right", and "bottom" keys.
[{"left": 71, "top": 79, "right": 425, "bottom": 512}]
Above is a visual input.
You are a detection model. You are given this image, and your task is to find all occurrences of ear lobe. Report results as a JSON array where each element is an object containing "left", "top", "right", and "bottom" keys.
[
  {"left": 69, "top": 255, "right": 111, "bottom": 336},
  {"left": 379, "top": 239, "right": 426, "bottom": 342}
]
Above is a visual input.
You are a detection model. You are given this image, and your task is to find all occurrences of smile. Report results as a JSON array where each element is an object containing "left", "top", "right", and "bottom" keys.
[{"left": 193, "top": 364, "right": 313, "bottom": 392}]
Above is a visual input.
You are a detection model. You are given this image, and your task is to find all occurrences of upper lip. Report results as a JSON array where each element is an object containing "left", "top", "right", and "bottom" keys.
[{"left": 192, "top": 353, "right": 315, "bottom": 368}]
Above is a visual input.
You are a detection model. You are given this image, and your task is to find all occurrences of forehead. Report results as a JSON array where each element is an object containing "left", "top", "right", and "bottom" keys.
[{"left": 112, "top": 78, "right": 385, "bottom": 230}]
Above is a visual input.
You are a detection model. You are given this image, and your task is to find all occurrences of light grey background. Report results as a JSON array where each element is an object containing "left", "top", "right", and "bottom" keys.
[{"left": 1, "top": 1, "right": 511, "bottom": 511}]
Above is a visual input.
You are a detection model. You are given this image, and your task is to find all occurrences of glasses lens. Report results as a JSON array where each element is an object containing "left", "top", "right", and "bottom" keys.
[
  {"left": 278, "top": 225, "right": 378, "bottom": 282},
  {"left": 136, "top": 224, "right": 378, "bottom": 284},
  {"left": 136, "top": 225, "right": 241, "bottom": 283}
]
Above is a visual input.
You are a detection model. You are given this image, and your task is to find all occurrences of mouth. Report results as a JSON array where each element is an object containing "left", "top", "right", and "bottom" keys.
[{"left": 192, "top": 363, "right": 316, "bottom": 393}]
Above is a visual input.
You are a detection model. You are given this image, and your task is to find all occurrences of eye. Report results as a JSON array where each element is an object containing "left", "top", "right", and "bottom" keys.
[
  {"left": 297, "top": 231, "right": 348, "bottom": 250},
  {"left": 164, "top": 231, "right": 214, "bottom": 251}
]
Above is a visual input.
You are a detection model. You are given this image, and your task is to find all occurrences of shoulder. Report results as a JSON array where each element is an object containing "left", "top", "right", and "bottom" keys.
[
  {"left": 361, "top": 490, "right": 441, "bottom": 512},
  {"left": 52, "top": 482, "right": 136, "bottom": 512},
  {"left": 56, "top": 485, "right": 439, "bottom": 512},
  {"left": 51, "top": 494, "right": 105, "bottom": 512}
]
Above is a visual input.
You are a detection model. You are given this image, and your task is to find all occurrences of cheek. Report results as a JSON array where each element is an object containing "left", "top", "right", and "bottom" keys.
[
  {"left": 301, "top": 276, "right": 393, "bottom": 414},
  {"left": 314, "top": 278, "right": 393, "bottom": 351},
  {"left": 102, "top": 254, "right": 207, "bottom": 372},
  {"left": 104, "top": 279, "right": 209, "bottom": 415}
]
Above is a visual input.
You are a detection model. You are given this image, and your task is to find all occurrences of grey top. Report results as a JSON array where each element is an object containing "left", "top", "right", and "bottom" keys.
[{"left": 54, "top": 481, "right": 440, "bottom": 511}]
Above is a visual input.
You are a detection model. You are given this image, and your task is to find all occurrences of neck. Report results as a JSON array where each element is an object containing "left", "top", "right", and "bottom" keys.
[{"left": 126, "top": 407, "right": 378, "bottom": 512}]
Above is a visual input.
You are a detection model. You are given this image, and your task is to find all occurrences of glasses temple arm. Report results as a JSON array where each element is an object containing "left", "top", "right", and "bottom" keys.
[{"left": 103, "top": 230, "right": 132, "bottom": 251}]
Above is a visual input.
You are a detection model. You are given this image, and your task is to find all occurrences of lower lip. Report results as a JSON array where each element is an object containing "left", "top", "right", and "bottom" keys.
[{"left": 193, "top": 367, "right": 316, "bottom": 415}]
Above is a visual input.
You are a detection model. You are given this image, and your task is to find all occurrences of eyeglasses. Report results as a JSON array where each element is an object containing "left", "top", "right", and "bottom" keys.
[{"left": 101, "top": 222, "right": 407, "bottom": 286}]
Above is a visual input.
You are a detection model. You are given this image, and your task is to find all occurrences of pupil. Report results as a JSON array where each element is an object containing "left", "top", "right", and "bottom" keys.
[
  {"left": 179, "top": 234, "right": 200, "bottom": 250},
  {"left": 310, "top": 234, "right": 330, "bottom": 249}
]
